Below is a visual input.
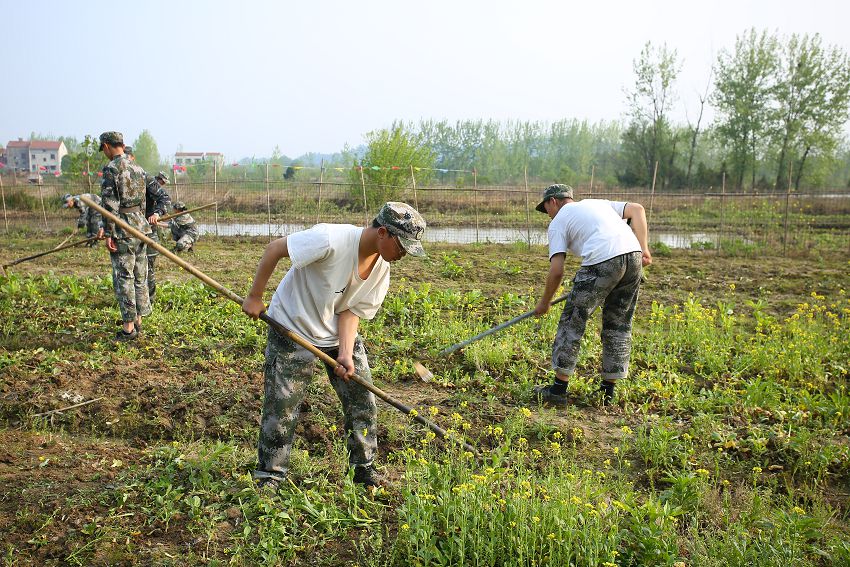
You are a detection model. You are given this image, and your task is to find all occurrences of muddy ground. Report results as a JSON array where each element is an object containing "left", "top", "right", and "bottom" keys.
[{"left": 1, "top": 236, "right": 848, "bottom": 564}]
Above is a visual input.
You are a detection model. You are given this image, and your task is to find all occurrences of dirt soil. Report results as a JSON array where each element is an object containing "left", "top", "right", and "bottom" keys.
[{"left": 1, "top": 236, "right": 848, "bottom": 564}]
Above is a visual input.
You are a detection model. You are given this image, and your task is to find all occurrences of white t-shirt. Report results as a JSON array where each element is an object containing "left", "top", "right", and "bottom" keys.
[
  {"left": 547, "top": 199, "right": 641, "bottom": 266},
  {"left": 267, "top": 224, "right": 390, "bottom": 347}
]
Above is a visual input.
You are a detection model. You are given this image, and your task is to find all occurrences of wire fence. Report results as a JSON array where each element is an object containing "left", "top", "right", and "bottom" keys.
[{"left": 2, "top": 173, "right": 849, "bottom": 257}]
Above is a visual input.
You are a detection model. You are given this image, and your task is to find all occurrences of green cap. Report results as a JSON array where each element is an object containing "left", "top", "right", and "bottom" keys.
[
  {"left": 376, "top": 202, "right": 426, "bottom": 257},
  {"left": 155, "top": 171, "right": 169, "bottom": 183},
  {"left": 124, "top": 146, "right": 134, "bottom": 156},
  {"left": 535, "top": 184, "right": 574, "bottom": 213},
  {"left": 98, "top": 131, "right": 124, "bottom": 149},
  {"left": 172, "top": 201, "right": 186, "bottom": 211}
]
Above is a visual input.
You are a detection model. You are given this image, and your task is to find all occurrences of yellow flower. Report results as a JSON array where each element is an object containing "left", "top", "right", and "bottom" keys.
[
  {"left": 362, "top": 428, "right": 369, "bottom": 436},
  {"left": 621, "top": 426, "right": 633, "bottom": 435},
  {"left": 696, "top": 468, "right": 710, "bottom": 478},
  {"left": 402, "top": 523, "right": 410, "bottom": 531},
  {"left": 409, "top": 409, "right": 418, "bottom": 418},
  {"left": 752, "top": 466, "right": 762, "bottom": 474},
  {"left": 429, "top": 406, "right": 439, "bottom": 416},
  {"left": 520, "top": 407, "right": 532, "bottom": 418},
  {"left": 329, "top": 425, "right": 338, "bottom": 433}
]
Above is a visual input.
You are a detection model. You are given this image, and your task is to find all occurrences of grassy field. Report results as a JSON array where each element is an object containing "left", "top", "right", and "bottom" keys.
[{"left": 1, "top": 235, "right": 849, "bottom": 566}]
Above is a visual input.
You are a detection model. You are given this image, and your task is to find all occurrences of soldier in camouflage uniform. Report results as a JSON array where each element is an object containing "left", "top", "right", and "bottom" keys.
[
  {"left": 63, "top": 193, "right": 103, "bottom": 246},
  {"left": 241, "top": 202, "right": 427, "bottom": 490},
  {"left": 532, "top": 184, "right": 652, "bottom": 405},
  {"left": 98, "top": 131, "right": 152, "bottom": 341},
  {"left": 143, "top": 172, "right": 171, "bottom": 303},
  {"left": 169, "top": 201, "right": 199, "bottom": 252}
]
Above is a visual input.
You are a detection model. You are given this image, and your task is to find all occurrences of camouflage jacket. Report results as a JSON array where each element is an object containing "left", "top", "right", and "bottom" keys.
[
  {"left": 170, "top": 213, "right": 199, "bottom": 241},
  {"left": 144, "top": 177, "right": 171, "bottom": 218},
  {"left": 101, "top": 154, "right": 150, "bottom": 239},
  {"left": 73, "top": 193, "right": 103, "bottom": 230}
]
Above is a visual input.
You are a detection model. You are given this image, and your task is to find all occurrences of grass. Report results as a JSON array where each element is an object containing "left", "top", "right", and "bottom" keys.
[{"left": 0, "top": 238, "right": 849, "bottom": 565}]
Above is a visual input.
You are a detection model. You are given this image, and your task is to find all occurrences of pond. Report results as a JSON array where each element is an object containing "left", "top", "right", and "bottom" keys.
[{"left": 197, "top": 223, "right": 722, "bottom": 249}]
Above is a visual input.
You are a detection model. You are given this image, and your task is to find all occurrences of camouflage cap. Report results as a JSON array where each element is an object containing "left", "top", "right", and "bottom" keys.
[
  {"left": 172, "top": 201, "right": 186, "bottom": 211},
  {"left": 377, "top": 202, "right": 426, "bottom": 257},
  {"left": 124, "top": 146, "right": 134, "bottom": 156},
  {"left": 535, "top": 183, "right": 574, "bottom": 213},
  {"left": 98, "top": 131, "right": 124, "bottom": 148},
  {"left": 62, "top": 193, "right": 74, "bottom": 207},
  {"left": 155, "top": 171, "right": 169, "bottom": 183}
]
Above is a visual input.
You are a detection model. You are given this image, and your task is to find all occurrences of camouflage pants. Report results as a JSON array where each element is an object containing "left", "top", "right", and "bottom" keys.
[
  {"left": 552, "top": 251, "right": 642, "bottom": 381},
  {"left": 147, "top": 229, "right": 159, "bottom": 303},
  {"left": 109, "top": 237, "right": 151, "bottom": 323},
  {"left": 85, "top": 216, "right": 100, "bottom": 238},
  {"left": 174, "top": 234, "right": 195, "bottom": 251},
  {"left": 255, "top": 327, "right": 377, "bottom": 481}
]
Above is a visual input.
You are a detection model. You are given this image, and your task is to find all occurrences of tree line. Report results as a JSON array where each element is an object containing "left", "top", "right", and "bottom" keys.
[
  {"left": 25, "top": 28, "right": 850, "bottom": 192},
  {"left": 354, "top": 29, "right": 850, "bottom": 192}
]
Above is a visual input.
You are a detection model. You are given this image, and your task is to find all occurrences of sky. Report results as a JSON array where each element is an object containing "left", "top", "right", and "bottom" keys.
[{"left": 2, "top": 0, "right": 848, "bottom": 162}]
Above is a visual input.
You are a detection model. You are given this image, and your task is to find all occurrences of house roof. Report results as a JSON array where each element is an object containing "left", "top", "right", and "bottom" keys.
[
  {"left": 30, "top": 141, "right": 63, "bottom": 150},
  {"left": 5, "top": 140, "right": 63, "bottom": 150},
  {"left": 175, "top": 152, "right": 205, "bottom": 156}
]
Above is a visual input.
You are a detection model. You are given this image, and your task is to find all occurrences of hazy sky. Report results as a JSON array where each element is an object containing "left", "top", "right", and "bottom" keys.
[{"left": 2, "top": 0, "right": 848, "bottom": 161}]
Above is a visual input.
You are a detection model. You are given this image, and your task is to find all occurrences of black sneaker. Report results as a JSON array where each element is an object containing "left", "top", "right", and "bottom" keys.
[
  {"left": 352, "top": 464, "right": 385, "bottom": 488},
  {"left": 115, "top": 328, "right": 138, "bottom": 342},
  {"left": 533, "top": 384, "right": 570, "bottom": 407},
  {"left": 115, "top": 320, "right": 142, "bottom": 333},
  {"left": 599, "top": 380, "right": 616, "bottom": 406}
]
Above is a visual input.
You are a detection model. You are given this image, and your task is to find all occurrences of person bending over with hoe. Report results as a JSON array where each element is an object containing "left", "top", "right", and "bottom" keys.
[
  {"left": 169, "top": 201, "right": 199, "bottom": 252},
  {"left": 532, "top": 184, "right": 652, "bottom": 406},
  {"left": 63, "top": 193, "right": 103, "bottom": 246},
  {"left": 98, "top": 131, "right": 152, "bottom": 342},
  {"left": 242, "top": 202, "right": 427, "bottom": 490}
]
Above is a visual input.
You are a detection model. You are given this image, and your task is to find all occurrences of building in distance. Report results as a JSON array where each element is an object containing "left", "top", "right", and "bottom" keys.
[
  {"left": 4, "top": 138, "right": 68, "bottom": 174},
  {"left": 174, "top": 151, "right": 224, "bottom": 172}
]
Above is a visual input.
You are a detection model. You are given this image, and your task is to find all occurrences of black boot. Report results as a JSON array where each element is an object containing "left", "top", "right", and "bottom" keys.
[
  {"left": 599, "top": 380, "right": 616, "bottom": 405},
  {"left": 352, "top": 464, "right": 385, "bottom": 488}
]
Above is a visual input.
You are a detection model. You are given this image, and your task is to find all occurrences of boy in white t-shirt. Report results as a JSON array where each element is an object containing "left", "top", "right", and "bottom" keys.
[
  {"left": 242, "top": 202, "right": 426, "bottom": 489},
  {"left": 532, "top": 184, "right": 652, "bottom": 406}
]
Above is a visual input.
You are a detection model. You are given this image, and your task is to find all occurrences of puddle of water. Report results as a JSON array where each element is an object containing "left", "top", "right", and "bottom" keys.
[{"left": 198, "top": 223, "right": 722, "bottom": 249}]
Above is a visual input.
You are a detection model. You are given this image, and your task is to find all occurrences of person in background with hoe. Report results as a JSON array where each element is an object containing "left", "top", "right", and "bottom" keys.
[
  {"left": 142, "top": 171, "right": 171, "bottom": 303},
  {"left": 62, "top": 192, "right": 103, "bottom": 246},
  {"left": 169, "top": 201, "right": 199, "bottom": 253},
  {"left": 97, "top": 131, "right": 152, "bottom": 342},
  {"left": 125, "top": 147, "right": 172, "bottom": 299},
  {"left": 241, "top": 202, "right": 427, "bottom": 490},
  {"left": 532, "top": 184, "right": 652, "bottom": 406}
]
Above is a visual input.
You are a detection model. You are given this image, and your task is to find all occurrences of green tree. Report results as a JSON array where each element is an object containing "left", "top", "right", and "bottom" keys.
[
  {"left": 771, "top": 33, "right": 850, "bottom": 190},
  {"left": 621, "top": 42, "right": 681, "bottom": 188},
  {"left": 348, "top": 122, "right": 435, "bottom": 210},
  {"left": 62, "top": 135, "right": 108, "bottom": 191},
  {"left": 131, "top": 130, "right": 162, "bottom": 174},
  {"left": 712, "top": 29, "right": 779, "bottom": 190}
]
